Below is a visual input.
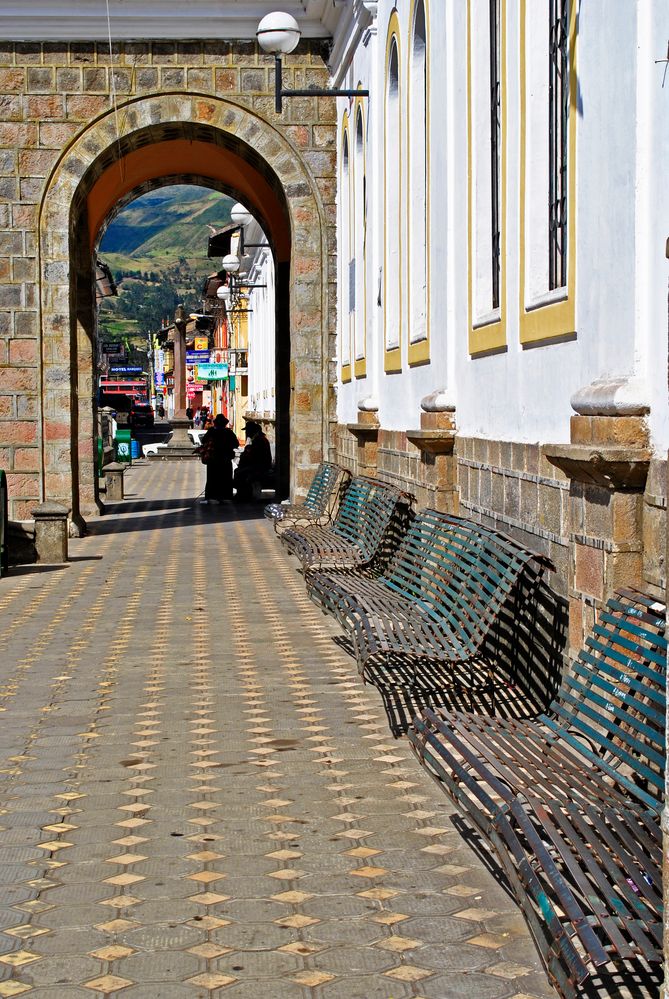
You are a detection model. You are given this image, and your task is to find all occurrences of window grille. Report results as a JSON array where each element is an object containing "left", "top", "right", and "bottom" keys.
[
  {"left": 489, "top": 0, "right": 501, "bottom": 310},
  {"left": 549, "top": 0, "right": 569, "bottom": 289}
]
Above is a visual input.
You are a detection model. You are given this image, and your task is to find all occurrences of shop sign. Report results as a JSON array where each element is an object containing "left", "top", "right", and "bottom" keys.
[
  {"left": 186, "top": 350, "right": 210, "bottom": 364},
  {"left": 155, "top": 372, "right": 165, "bottom": 387},
  {"left": 110, "top": 365, "right": 143, "bottom": 374},
  {"left": 195, "top": 363, "right": 229, "bottom": 381},
  {"left": 102, "top": 341, "right": 124, "bottom": 355},
  {"left": 194, "top": 336, "right": 209, "bottom": 351}
]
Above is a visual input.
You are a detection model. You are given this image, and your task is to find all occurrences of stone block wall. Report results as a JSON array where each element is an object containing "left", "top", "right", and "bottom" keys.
[
  {"left": 0, "top": 39, "right": 337, "bottom": 521},
  {"left": 334, "top": 417, "right": 667, "bottom": 670}
]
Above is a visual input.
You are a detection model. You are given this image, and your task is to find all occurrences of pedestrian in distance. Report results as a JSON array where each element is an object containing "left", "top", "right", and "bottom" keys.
[
  {"left": 197, "top": 413, "right": 239, "bottom": 504},
  {"left": 233, "top": 421, "right": 273, "bottom": 501},
  {"left": 186, "top": 406, "right": 193, "bottom": 426}
]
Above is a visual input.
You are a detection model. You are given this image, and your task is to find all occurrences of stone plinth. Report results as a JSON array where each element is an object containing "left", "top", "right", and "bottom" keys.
[
  {"left": 544, "top": 382, "right": 651, "bottom": 656},
  {"left": 102, "top": 462, "right": 125, "bottom": 501},
  {"left": 347, "top": 411, "right": 380, "bottom": 477},
  {"left": 151, "top": 418, "right": 199, "bottom": 460},
  {"left": 31, "top": 501, "right": 69, "bottom": 564}
]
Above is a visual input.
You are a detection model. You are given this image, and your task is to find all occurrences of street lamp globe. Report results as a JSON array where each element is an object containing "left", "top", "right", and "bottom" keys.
[
  {"left": 256, "top": 11, "right": 301, "bottom": 55},
  {"left": 216, "top": 285, "right": 232, "bottom": 304},
  {"left": 230, "top": 203, "right": 253, "bottom": 227},
  {"left": 222, "top": 253, "right": 241, "bottom": 274}
]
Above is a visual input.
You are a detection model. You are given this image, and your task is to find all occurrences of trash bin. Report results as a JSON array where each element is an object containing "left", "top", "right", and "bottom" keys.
[
  {"left": 115, "top": 427, "right": 132, "bottom": 463},
  {"left": 131, "top": 438, "right": 141, "bottom": 459},
  {"left": 96, "top": 437, "right": 104, "bottom": 478}
]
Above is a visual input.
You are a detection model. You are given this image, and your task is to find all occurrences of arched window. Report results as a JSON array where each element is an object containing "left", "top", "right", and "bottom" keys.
[
  {"left": 409, "top": 0, "right": 428, "bottom": 360},
  {"left": 354, "top": 106, "right": 366, "bottom": 372},
  {"left": 384, "top": 35, "right": 401, "bottom": 369}
]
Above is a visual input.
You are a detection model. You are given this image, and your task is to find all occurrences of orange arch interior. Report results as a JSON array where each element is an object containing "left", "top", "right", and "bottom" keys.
[{"left": 86, "top": 138, "right": 290, "bottom": 260}]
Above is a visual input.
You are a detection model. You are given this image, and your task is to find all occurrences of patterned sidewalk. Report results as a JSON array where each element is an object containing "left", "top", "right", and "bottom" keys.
[{"left": 0, "top": 460, "right": 554, "bottom": 999}]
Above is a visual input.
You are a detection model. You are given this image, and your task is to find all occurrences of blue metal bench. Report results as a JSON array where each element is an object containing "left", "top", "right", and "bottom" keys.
[
  {"left": 280, "top": 475, "right": 412, "bottom": 573},
  {"left": 306, "top": 509, "right": 551, "bottom": 691},
  {"left": 264, "top": 462, "right": 349, "bottom": 533},
  {"left": 409, "top": 587, "right": 666, "bottom": 998}
]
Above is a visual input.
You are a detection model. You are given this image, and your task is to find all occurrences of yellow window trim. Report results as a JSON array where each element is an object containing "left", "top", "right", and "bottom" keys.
[
  {"left": 340, "top": 113, "right": 352, "bottom": 378},
  {"left": 407, "top": 0, "right": 431, "bottom": 368},
  {"left": 407, "top": 338, "right": 430, "bottom": 365},
  {"left": 354, "top": 96, "right": 368, "bottom": 379},
  {"left": 468, "top": 0, "right": 507, "bottom": 357},
  {"left": 519, "top": 0, "right": 577, "bottom": 345},
  {"left": 384, "top": 346, "right": 402, "bottom": 374},
  {"left": 384, "top": 13, "right": 403, "bottom": 373}
]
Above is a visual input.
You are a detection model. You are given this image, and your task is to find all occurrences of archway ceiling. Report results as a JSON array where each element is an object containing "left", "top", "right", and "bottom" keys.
[{"left": 87, "top": 137, "right": 290, "bottom": 262}]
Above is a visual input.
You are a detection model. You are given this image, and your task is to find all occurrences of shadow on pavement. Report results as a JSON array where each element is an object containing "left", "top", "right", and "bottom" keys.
[{"left": 88, "top": 500, "right": 268, "bottom": 536}]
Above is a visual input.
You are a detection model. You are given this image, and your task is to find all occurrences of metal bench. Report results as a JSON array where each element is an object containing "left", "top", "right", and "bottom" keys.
[
  {"left": 280, "top": 475, "right": 412, "bottom": 573},
  {"left": 408, "top": 587, "right": 666, "bottom": 998},
  {"left": 306, "top": 509, "right": 551, "bottom": 691},
  {"left": 264, "top": 462, "right": 349, "bottom": 533}
]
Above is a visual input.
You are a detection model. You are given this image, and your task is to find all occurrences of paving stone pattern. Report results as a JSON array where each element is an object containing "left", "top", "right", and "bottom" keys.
[{"left": 0, "top": 461, "right": 556, "bottom": 998}]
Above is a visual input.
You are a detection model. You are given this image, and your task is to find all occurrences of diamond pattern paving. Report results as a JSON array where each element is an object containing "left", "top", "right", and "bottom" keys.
[{"left": 0, "top": 461, "right": 556, "bottom": 997}]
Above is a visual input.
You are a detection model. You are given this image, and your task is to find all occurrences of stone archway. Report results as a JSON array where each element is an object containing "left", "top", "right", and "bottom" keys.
[{"left": 38, "top": 94, "right": 333, "bottom": 527}]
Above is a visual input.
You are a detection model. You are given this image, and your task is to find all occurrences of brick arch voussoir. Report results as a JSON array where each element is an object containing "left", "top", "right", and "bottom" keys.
[{"left": 38, "top": 93, "right": 331, "bottom": 522}]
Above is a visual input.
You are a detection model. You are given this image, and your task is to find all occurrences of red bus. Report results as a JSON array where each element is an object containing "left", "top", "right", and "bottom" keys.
[{"left": 99, "top": 376, "right": 148, "bottom": 403}]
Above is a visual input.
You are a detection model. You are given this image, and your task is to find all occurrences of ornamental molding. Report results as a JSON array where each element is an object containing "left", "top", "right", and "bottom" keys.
[{"left": 570, "top": 376, "right": 650, "bottom": 417}]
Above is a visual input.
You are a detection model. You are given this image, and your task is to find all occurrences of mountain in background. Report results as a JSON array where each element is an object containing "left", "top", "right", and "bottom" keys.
[{"left": 97, "top": 185, "right": 233, "bottom": 343}]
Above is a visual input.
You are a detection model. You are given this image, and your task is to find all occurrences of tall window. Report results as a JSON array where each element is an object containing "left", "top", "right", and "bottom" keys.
[
  {"left": 489, "top": 0, "right": 501, "bottom": 309},
  {"left": 409, "top": 0, "right": 428, "bottom": 355},
  {"left": 354, "top": 108, "right": 366, "bottom": 370},
  {"left": 384, "top": 37, "right": 401, "bottom": 363},
  {"left": 469, "top": 0, "right": 505, "bottom": 353},
  {"left": 340, "top": 128, "right": 351, "bottom": 375},
  {"left": 548, "top": 0, "right": 569, "bottom": 289}
]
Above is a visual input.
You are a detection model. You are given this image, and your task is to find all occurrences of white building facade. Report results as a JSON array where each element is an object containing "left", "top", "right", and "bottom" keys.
[{"left": 331, "top": 0, "right": 668, "bottom": 618}]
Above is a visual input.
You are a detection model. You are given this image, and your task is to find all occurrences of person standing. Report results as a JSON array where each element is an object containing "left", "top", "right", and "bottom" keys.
[{"left": 198, "top": 414, "right": 239, "bottom": 504}]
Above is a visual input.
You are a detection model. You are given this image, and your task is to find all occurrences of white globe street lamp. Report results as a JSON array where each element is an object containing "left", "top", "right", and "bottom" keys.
[
  {"left": 222, "top": 253, "right": 240, "bottom": 275},
  {"left": 256, "top": 11, "right": 301, "bottom": 55},
  {"left": 230, "top": 203, "right": 253, "bottom": 228},
  {"left": 256, "top": 10, "right": 369, "bottom": 114}
]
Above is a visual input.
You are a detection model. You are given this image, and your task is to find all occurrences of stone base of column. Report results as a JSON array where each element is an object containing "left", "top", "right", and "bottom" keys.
[
  {"left": 150, "top": 418, "right": 199, "bottom": 460},
  {"left": 31, "top": 502, "right": 69, "bottom": 563}
]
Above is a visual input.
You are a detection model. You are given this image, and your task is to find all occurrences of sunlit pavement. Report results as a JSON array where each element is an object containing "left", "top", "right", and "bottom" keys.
[{"left": 0, "top": 460, "right": 554, "bottom": 999}]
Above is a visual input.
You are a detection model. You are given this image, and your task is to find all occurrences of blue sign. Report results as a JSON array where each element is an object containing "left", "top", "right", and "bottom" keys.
[
  {"left": 186, "top": 350, "right": 211, "bottom": 364},
  {"left": 110, "top": 365, "right": 144, "bottom": 374},
  {"left": 155, "top": 372, "right": 165, "bottom": 387}
]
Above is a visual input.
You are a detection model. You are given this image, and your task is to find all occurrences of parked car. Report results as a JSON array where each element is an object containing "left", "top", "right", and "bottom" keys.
[{"left": 129, "top": 403, "right": 155, "bottom": 428}]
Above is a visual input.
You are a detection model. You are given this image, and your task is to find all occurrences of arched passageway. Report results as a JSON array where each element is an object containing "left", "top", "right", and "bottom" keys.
[{"left": 39, "top": 96, "right": 333, "bottom": 528}]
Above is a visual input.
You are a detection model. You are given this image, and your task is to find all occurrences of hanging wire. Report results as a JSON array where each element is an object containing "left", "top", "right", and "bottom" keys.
[{"left": 105, "top": 0, "right": 125, "bottom": 181}]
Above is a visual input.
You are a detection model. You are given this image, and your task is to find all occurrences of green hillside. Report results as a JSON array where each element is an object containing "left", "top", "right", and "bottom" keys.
[{"left": 98, "top": 185, "right": 233, "bottom": 341}]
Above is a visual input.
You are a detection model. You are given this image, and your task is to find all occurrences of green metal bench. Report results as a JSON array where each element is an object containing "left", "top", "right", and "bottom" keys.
[
  {"left": 280, "top": 475, "right": 412, "bottom": 573},
  {"left": 409, "top": 587, "right": 666, "bottom": 998},
  {"left": 306, "top": 509, "right": 551, "bottom": 691},
  {"left": 264, "top": 462, "right": 350, "bottom": 534},
  {"left": 0, "top": 470, "right": 7, "bottom": 577}
]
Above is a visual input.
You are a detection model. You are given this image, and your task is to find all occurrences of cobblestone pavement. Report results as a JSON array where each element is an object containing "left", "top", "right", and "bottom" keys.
[{"left": 0, "top": 460, "right": 556, "bottom": 999}]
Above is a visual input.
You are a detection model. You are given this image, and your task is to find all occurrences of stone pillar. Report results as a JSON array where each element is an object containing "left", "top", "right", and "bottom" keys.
[
  {"left": 102, "top": 462, "right": 125, "bottom": 502},
  {"left": 347, "top": 399, "right": 380, "bottom": 478},
  {"left": 544, "top": 377, "right": 651, "bottom": 658},
  {"left": 31, "top": 502, "right": 69, "bottom": 564},
  {"left": 407, "top": 390, "right": 458, "bottom": 513}
]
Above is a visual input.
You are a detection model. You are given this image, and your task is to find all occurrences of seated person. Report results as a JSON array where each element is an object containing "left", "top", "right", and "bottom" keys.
[{"left": 233, "top": 421, "right": 273, "bottom": 500}]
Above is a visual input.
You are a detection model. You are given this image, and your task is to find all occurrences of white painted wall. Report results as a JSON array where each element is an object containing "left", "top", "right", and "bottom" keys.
[{"left": 334, "top": 0, "right": 669, "bottom": 450}]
